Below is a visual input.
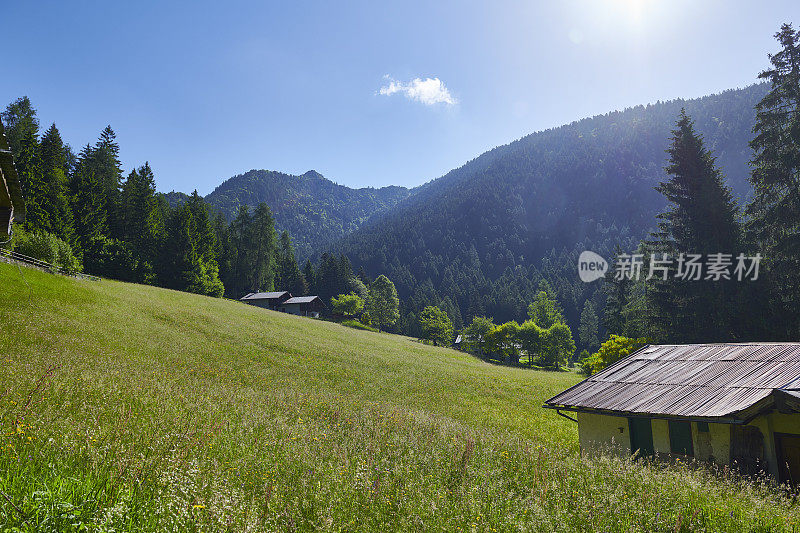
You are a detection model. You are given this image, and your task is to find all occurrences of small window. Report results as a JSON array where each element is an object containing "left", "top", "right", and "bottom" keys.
[
  {"left": 697, "top": 421, "right": 709, "bottom": 433},
  {"left": 669, "top": 420, "right": 694, "bottom": 456}
]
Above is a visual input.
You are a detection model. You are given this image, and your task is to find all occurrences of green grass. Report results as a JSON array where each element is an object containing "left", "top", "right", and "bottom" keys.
[
  {"left": 340, "top": 319, "right": 379, "bottom": 333},
  {"left": 1, "top": 262, "right": 799, "bottom": 531}
]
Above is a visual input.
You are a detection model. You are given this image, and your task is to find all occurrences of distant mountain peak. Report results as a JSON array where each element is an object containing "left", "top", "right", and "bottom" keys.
[
  {"left": 301, "top": 170, "right": 324, "bottom": 179},
  {"left": 198, "top": 167, "right": 411, "bottom": 260}
]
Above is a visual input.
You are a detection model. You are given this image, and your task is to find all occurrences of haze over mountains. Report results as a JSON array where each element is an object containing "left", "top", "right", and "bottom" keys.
[{"left": 172, "top": 83, "right": 766, "bottom": 332}]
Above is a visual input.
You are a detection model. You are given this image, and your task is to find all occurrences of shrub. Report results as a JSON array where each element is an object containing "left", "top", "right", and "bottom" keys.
[
  {"left": 461, "top": 316, "right": 495, "bottom": 356},
  {"left": 14, "top": 229, "right": 59, "bottom": 265},
  {"left": 341, "top": 319, "right": 378, "bottom": 332},
  {"left": 581, "top": 334, "right": 650, "bottom": 375},
  {"left": 13, "top": 228, "right": 82, "bottom": 273},
  {"left": 55, "top": 238, "right": 82, "bottom": 273},
  {"left": 331, "top": 292, "right": 365, "bottom": 317},
  {"left": 84, "top": 236, "right": 140, "bottom": 281}
]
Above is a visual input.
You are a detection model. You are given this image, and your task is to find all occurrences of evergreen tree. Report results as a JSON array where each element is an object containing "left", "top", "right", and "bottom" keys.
[
  {"left": 72, "top": 144, "right": 108, "bottom": 248},
  {"left": 159, "top": 199, "right": 224, "bottom": 297},
  {"left": 275, "top": 230, "right": 307, "bottom": 295},
  {"left": 578, "top": 301, "right": 600, "bottom": 350},
  {"left": 302, "top": 260, "right": 316, "bottom": 295},
  {"left": 249, "top": 202, "right": 277, "bottom": 292},
  {"left": 747, "top": 23, "right": 800, "bottom": 337},
  {"left": 15, "top": 128, "right": 47, "bottom": 231},
  {"left": 316, "top": 253, "right": 353, "bottom": 303},
  {"left": 1, "top": 97, "right": 38, "bottom": 161},
  {"left": 121, "top": 163, "right": 159, "bottom": 255},
  {"left": 225, "top": 205, "right": 253, "bottom": 296},
  {"left": 648, "top": 110, "right": 742, "bottom": 342},
  {"left": 92, "top": 126, "right": 124, "bottom": 239},
  {"left": 39, "top": 124, "right": 75, "bottom": 243},
  {"left": 601, "top": 245, "right": 630, "bottom": 336}
]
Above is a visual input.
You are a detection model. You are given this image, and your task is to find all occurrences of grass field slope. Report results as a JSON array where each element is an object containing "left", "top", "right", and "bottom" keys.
[{"left": 1, "top": 264, "right": 799, "bottom": 531}]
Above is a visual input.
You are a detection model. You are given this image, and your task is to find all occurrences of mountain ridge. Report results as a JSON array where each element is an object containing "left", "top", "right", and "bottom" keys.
[
  {"left": 325, "top": 83, "right": 768, "bottom": 334},
  {"left": 162, "top": 168, "right": 412, "bottom": 259}
]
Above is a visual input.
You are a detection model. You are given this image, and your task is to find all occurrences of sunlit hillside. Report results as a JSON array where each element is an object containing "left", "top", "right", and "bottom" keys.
[{"left": 1, "top": 264, "right": 797, "bottom": 531}]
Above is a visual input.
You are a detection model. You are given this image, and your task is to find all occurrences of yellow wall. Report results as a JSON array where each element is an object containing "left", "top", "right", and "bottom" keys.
[
  {"left": 577, "top": 412, "right": 629, "bottom": 456},
  {"left": 577, "top": 415, "right": 734, "bottom": 466},
  {"left": 577, "top": 411, "right": 800, "bottom": 475}
]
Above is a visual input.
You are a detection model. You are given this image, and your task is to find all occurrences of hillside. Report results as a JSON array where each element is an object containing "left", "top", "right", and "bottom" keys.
[
  {"left": 203, "top": 169, "right": 410, "bottom": 259},
  {"left": 2, "top": 263, "right": 798, "bottom": 531},
  {"left": 330, "top": 84, "right": 769, "bottom": 333}
]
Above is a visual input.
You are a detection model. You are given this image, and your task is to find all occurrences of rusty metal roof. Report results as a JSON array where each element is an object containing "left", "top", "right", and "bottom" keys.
[{"left": 545, "top": 343, "right": 800, "bottom": 419}]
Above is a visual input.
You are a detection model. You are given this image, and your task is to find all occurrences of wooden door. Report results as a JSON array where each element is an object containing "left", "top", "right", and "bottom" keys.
[
  {"left": 776, "top": 433, "right": 800, "bottom": 483},
  {"left": 628, "top": 417, "right": 654, "bottom": 457}
]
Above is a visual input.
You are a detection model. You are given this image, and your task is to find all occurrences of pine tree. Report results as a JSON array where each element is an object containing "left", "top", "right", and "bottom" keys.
[
  {"left": 601, "top": 245, "right": 631, "bottom": 336},
  {"left": 121, "top": 162, "right": 162, "bottom": 279},
  {"left": 39, "top": 124, "right": 75, "bottom": 243},
  {"left": 72, "top": 144, "right": 108, "bottom": 248},
  {"left": 93, "top": 126, "right": 124, "bottom": 239},
  {"left": 302, "top": 260, "right": 316, "bottom": 295},
  {"left": 578, "top": 301, "right": 600, "bottom": 350},
  {"left": 275, "top": 230, "right": 307, "bottom": 295},
  {"left": 747, "top": 23, "right": 800, "bottom": 337},
  {"left": 15, "top": 128, "right": 47, "bottom": 232},
  {"left": 1, "top": 97, "right": 38, "bottom": 160},
  {"left": 159, "top": 199, "right": 224, "bottom": 297},
  {"left": 648, "top": 110, "right": 741, "bottom": 342},
  {"left": 224, "top": 205, "right": 253, "bottom": 296},
  {"left": 249, "top": 203, "right": 277, "bottom": 292}
]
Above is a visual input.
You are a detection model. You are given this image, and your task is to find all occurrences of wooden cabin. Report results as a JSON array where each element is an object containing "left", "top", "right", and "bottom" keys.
[
  {"left": 278, "top": 296, "right": 325, "bottom": 318},
  {"left": 0, "top": 117, "right": 25, "bottom": 239},
  {"left": 240, "top": 291, "right": 292, "bottom": 310},
  {"left": 544, "top": 343, "right": 800, "bottom": 482}
]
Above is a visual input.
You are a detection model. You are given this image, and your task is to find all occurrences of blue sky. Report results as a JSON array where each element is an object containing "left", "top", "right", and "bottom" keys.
[{"left": 2, "top": 1, "right": 797, "bottom": 193}]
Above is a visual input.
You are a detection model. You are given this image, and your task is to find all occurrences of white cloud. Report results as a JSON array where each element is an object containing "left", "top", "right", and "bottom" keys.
[{"left": 378, "top": 75, "right": 457, "bottom": 106}]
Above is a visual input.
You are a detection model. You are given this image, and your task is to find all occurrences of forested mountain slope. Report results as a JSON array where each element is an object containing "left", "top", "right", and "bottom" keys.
[
  {"left": 330, "top": 84, "right": 768, "bottom": 334},
  {"left": 202, "top": 169, "right": 410, "bottom": 259}
]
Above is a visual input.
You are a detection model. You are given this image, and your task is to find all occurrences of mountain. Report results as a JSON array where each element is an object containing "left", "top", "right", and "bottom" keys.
[
  {"left": 165, "top": 170, "right": 411, "bottom": 259},
  {"left": 329, "top": 84, "right": 768, "bottom": 334}
]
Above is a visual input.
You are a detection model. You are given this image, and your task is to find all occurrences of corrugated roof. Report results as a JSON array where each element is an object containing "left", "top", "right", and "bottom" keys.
[
  {"left": 545, "top": 343, "right": 800, "bottom": 419},
  {"left": 284, "top": 296, "right": 322, "bottom": 304},
  {"left": 240, "top": 291, "right": 290, "bottom": 300}
]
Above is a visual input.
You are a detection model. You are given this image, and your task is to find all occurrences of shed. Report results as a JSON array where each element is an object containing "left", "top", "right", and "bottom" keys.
[
  {"left": 279, "top": 296, "right": 325, "bottom": 318},
  {"left": 544, "top": 343, "right": 800, "bottom": 482},
  {"left": 0, "top": 117, "right": 25, "bottom": 239},
  {"left": 239, "top": 291, "right": 292, "bottom": 310}
]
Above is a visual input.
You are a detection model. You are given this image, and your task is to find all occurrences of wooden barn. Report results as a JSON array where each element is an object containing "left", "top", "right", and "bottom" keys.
[
  {"left": 0, "top": 117, "right": 25, "bottom": 239},
  {"left": 239, "top": 291, "right": 292, "bottom": 310},
  {"left": 545, "top": 343, "right": 800, "bottom": 482},
  {"left": 278, "top": 296, "right": 325, "bottom": 318}
]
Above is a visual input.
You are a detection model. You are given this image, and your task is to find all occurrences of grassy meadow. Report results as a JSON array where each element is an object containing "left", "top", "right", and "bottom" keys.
[{"left": 1, "top": 262, "right": 799, "bottom": 531}]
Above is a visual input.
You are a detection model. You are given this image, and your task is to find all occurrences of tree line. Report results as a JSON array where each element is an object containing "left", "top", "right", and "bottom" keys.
[{"left": 0, "top": 98, "right": 392, "bottom": 303}]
